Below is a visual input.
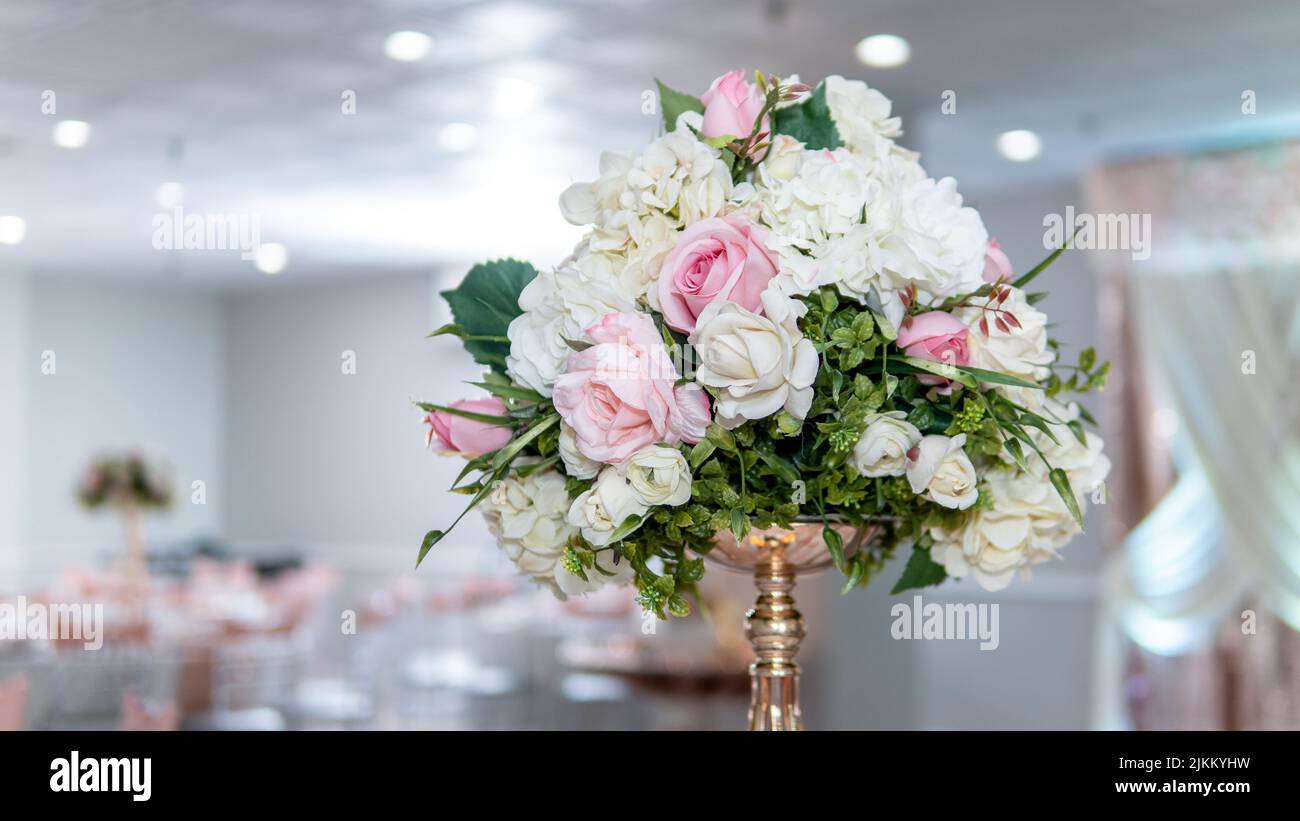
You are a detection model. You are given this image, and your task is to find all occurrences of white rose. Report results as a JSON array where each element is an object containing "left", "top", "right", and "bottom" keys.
[
  {"left": 624, "top": 445, "right": 692, "bottom": 506},
  {"left": 953, "top": 285, "right": 1054, "bottom": 409},
  {"left": 554, "top": 549, "right": 635, "bottom": 598},
  {"left": 479, "top": 469, "right": 578, "bottom": 597},
  {"left": 689, "top": 290, "right": 819, "bottom": 428},
  {"left": 929, "top": 468, "right": 1071, "bottom": 591},
  {"left": 823, "top": 75, "right": 902, "bottom": 160},
  {"left": 567, "top": 467, "right": 649, "bottom": 547},
  {"left": 905, "top": 434, "right": 978, "bottom": 509},
  {"left": 851, "top": 411, "right": 922, "bottom": 478},
  {"left": 558, "top": 421, "right": 600, "bottom": 480},
  {"left": 505, "top": 258, "right": 637, "bottom": 396}
]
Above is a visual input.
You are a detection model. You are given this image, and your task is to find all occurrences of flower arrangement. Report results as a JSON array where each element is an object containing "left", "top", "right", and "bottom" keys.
[
  {"left": 418, "top": 71, "right": 1110, "bottom": 616},
  {"left": 77, "top": 452, "right": 173, "bottom": 510}
]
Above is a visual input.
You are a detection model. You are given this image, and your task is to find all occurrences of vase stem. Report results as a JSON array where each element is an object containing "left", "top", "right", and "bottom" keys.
[{"left": 745, "top": 540, "right": 805, "bottom": 731}]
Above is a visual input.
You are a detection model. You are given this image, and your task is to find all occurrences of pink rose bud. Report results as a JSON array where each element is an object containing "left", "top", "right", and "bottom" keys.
[
  {"left": 657, "top": 216, "right": 778, "bottom": 333},
  {"left": 897, "top": 311, "right": 971, "bottom": 395},
  {"left": 700, "top": 70, "right": 769, "bottom": 151},
  {"left": 982, "top": 238, "right": 1014, "bottom": 284},
  {"left": 424, "top": 397, "right": 512, "bottom": 456}
]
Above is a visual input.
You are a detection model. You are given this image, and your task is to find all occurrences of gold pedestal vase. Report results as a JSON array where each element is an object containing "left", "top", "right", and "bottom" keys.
[{"left": 704, "top": 519, "right": 887, "bottom": 731}]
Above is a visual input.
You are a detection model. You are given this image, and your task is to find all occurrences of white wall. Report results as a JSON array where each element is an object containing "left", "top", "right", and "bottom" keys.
[
  {"left": 22, "top": 278, "right": 225, "bottom": 575},
  {"left": 0, "top": 272, "right": 30, "bottom": 581},
  {"left": 219, "top": 272, "right": 504, "bottom": 576}
]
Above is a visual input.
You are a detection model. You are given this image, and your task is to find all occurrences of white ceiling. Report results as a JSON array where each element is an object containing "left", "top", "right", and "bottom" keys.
[{"left": 2, "top": 0, "right": 1300, "bottom": 288}]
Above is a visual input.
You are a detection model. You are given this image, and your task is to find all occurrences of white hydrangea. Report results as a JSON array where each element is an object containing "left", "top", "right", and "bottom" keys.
[
  {"left": 758, "top": 146, "right": 879, "bottom": 252},
  {"left": 870, "top": 155, "right": 988, "bottom": 301},
  {"left": 823, "top": 75, "right": 902, "bottom": 160},
  {"left": 505, "top": 258, "right": 636, "bottom": 397}
]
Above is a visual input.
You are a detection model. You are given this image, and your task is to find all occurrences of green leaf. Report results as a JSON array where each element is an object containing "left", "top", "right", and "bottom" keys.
[
  {"left": 655, "top": 79, "right": 704, "bottom": 132},
  {"left": 729, "top": 508, "right": 749, "bottom": 543},
  {"left": 609, "top": 513, "right": 646, "bottom": 543},
  {"left": 416, "top": 529, "right": 443, "bottom": 568},
  {"left": 1078, "top": 346, "right": 1097, "bottom": 371},
  {"left": 823, "top": 526, "right": 845, "bottom": 572},
  {"left": 890, "top": 546, "right": 948, "bottom": 594},
  {"left": 840, "top": 557, "right": 866, "bottom": 594},
  {"left": 954, "top": 365, "right": 1044, "bottom": 390},
  {"left": 667, "top": 594, "right": 691, "bottom": 618},
  {"left": 706, "top": 423, "right": 737, "bottom": 452},
  {"left": 772, "top": 81, "right": 842, "bottom": 150},
  {"left": 427, "top": 323, "right": 462, "bottom": 338},
  {"left": 688, "top": 439, "right": 716, "bottom": 469},
  {"left": 440, "top": 259, "right": 537, "bottom": 373},
  {"left": 899, "top": 357, "right": 979, "bottom": 388},
  {"left": 1050, "top": 467, "right": 1085, "bottom": 530},
  {"left": 465, "top": 381, "right": 544, "bottom": 404},
  {"left": 414, "top": 402, "right": 517, "bottom": 427},
  {"left": 491, "top": 413, "right": 559, "bottom": 472},
  {"left": 1003, "top": 437, "right": 1030, "bottom": 471}
]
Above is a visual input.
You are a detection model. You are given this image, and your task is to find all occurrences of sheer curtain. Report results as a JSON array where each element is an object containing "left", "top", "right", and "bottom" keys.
[{"left": 1087, "top": 140, "right": 1300, "bottom": 729}]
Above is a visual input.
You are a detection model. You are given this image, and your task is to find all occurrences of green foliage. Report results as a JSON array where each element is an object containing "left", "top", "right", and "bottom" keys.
[
  {"left": 773, "top": 81, "right": 843, "bottom": 150},
  {"left": 654, "top": 79, "right": 703, "bottom": 132},
  {"left": 440, "top": 259, "right": 537, "bottom": 373}
]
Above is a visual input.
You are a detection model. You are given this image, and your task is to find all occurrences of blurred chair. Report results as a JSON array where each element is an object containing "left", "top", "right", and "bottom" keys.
[
  {"left": 118, "top": 685, "right": 179, "bottom": 731},
  {"left": 47, "top": 644, "right": 180, "bottom": 730}
]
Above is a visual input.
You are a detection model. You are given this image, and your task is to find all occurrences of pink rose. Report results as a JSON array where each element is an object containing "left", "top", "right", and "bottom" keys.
[
  {"left": 982, "top": 238, "right": 1013, "bottom": 284},
  {"left": 424, "top": 398, "right": 512, "bottom": 456},
  {"left": 553, "top": 312, "right": 710, "bottom": 463},
  {"left": 897, "top": 311, "right": 971, "bottom": 394},
  {"left": 700, "top": 70, "right": 769, "bottom": 143},
  {"left": 657, "top": 216, "right": 778, "bottom": 333}
]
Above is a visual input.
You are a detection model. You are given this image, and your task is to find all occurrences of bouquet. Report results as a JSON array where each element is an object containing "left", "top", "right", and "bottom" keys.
[
  {"left": 77, "top": 452, "right": 173, "bottom": 510},
  {"left": 417, "top": 71, "right": 1110, "bottom": 617}
]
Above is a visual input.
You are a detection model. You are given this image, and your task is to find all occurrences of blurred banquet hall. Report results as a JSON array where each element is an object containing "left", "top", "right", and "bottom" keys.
[{"left": 2, "top": 0, "right": 1300, "bottom": 732}]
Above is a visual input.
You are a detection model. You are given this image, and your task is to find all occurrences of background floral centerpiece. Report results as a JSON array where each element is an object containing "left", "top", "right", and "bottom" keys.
[{"left": 418, "top": 71, "right": 1110, "bottom": 617}]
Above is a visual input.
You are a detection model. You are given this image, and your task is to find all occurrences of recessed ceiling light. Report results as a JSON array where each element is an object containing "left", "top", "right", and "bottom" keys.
[
  {"left": 855, "top": 34, "right": 910, "bottom": 68},
  {"left": 155, "top": 181, "right": 183, "bottom": 208},
  {"left": 997, "top": 129, "right": 1042, "bottom": 162},
  {"left": 0, "top": 216, "right": 26, "bottom": 245},
  {"left": 438, "top": 123, "right": 478, "bottom": 153},
  {"left": 384, "top": 31, "right": 432, "bottom": 62},
  {"left": 254, "top": 243, "right": 288, "bottom": 275},
  {"left": 52, "top": 120, "right": 91, "bottom": 149}
]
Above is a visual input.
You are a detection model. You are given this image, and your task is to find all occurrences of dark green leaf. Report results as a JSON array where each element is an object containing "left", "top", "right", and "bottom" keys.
[
  {"left": 688, "top": 439, "right": 716, "bottom": 469},
  {"left": 729, "top": 508, "right": 749, "bottom": 543},
  {"left": 655, "top": 79, "right": 704, "bottom": 132},
  {"left": 440, "top": 259, "right": 537, "bottom": 373},
  {"left": 823, "top": 526, "right": 845, "bottom": 572},
  {"left": 416, "top": 530, "right": 443, "bottom": 568},
  {"left": 890, "top": 546, "right": 948, "bottom": 594},
  {"left": 900, "top": 357, "right": 978, "bottom": 388},
  {"left": 955, "top": 365, "right": 1044, "bottom": 390},
  {"left": 491, "top": 413, "right": 559, "bottom": 472},
  {"left": 465, "top": 381, "right": 544, "bottom": 404},
  {"left": 1050, "top": 467, "right": 1085, "bottom": 530},
  {"left": 414, "top": 402, "right": 516, "bottom": 427},
  {"left": 773, "top": 81, "right": 843, "bottom": 150}
]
